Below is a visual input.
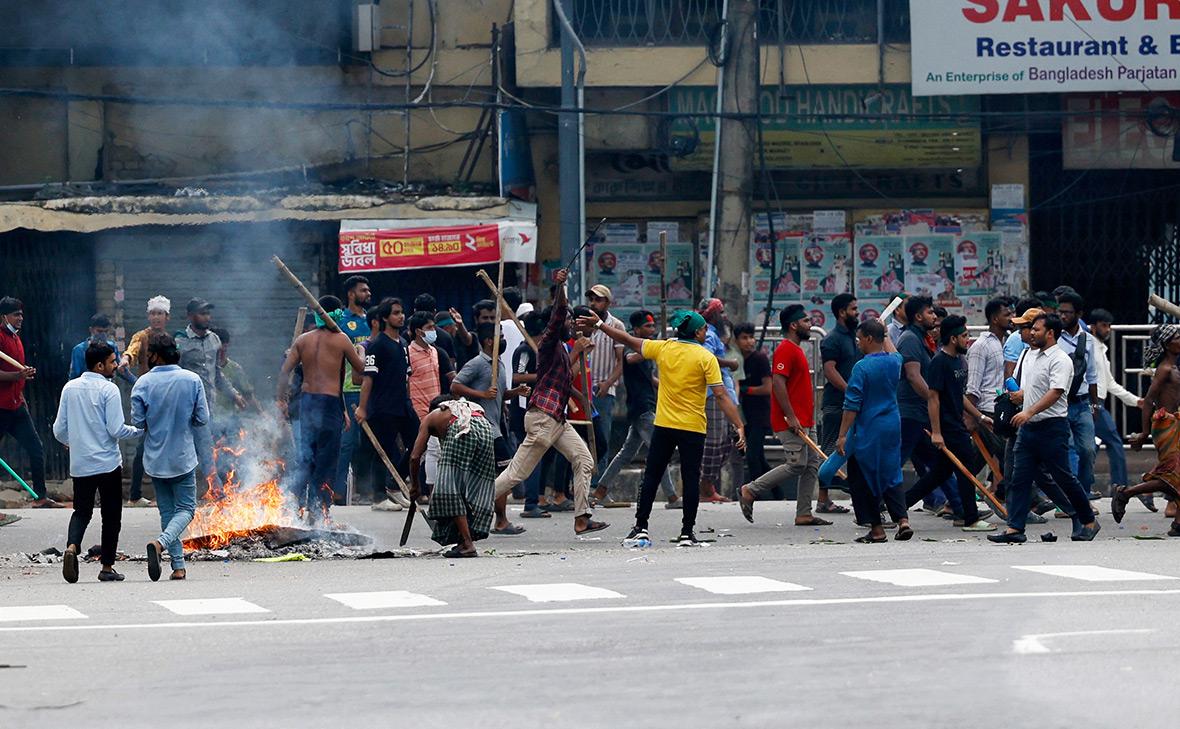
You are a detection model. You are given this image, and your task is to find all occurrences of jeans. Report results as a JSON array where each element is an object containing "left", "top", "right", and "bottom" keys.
[
  {"left": 818, "top": 406, "right": 846, "bottom": 489},
  {"left": 0, "top": 405, "right": 46, "bottom": 498},
  {"left": 744, "top": 424, "right": 773, "bottom": 482},
  {"left": 635, "top": 426, "right": 706, "bottom": 532},
  {"left": 590, "top": 394, "right": 616, "bottom": 486},
  {"left": 1067, "top": 398, "right": 1097, "bottom": 491},
  {"left": 904, "top": 434, "right": 980, "bottom": 525},
  {"left": 68, "top": 467, "right": 123, "bottom": 566},
  {"left": 598, "top": 411, "right": 677, "bottom": 500},
  {"left": 747, "top": 429, "right": 822, "bottom": 518},
  {"left": 333, "top": 392, "right": 362, "bottom": 500},
  {"left": 1093, "top": 406, "right": 1128, "bottom": 488},
  {"left": 130, "top": 439, "right": 146, "bottom": 501},
  {"left": 1007, "top": 418, "right": 1095, "bottom": 533},
  {"left": 294, "top": 394, "right": 344, "bottom": 514},
  {"left": 154, "top": 469, "right": 197, "bottom": 571},
  {"left": 193, "top": 422, "right": 217, "bottom": 495}
]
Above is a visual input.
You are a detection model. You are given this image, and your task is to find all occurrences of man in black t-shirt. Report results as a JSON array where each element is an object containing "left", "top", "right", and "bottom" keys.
[
  {"left": 818, "top": 294, "right": 862, "bottom": 509},
  {"left": 735, "top": 323, "right": 772, "bottom": 481},
  {"left": 356, "top": 297, "right": 421, "bottom": 509},
  {"left": 597, "top": 310, "right": 679, "bottom": 507},
  {"left": 902, "top": 315, "right": 996, "bottom": 532}
]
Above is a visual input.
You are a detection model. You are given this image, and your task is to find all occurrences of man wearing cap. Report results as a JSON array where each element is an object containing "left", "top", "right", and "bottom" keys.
[
  {"left": 176, "top": 298, "right": 245, "bottom": 493},
  {"left": 738, "top": 305, "right": 831, "bottom": 526},
  {"left": 0, "top": 296, "right": 58, "bottom": 508},
  {"left": 586, "top": 284, "right": 625, "bottom": 498},
  {"left": 122, "top": 295, "right": 172, "bottom": 506}
]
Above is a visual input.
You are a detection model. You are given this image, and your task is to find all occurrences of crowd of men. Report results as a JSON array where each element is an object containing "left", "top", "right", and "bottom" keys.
[{"left": 2, "top": 272, "right": 1180, "bottom": 580}]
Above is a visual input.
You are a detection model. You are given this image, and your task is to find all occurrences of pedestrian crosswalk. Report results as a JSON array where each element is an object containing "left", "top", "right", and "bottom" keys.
[{"left": 4, "top": 565, "right": 1179, "bottom": 623}]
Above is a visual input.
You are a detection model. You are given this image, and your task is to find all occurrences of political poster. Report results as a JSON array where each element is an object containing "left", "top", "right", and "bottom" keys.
[
  {"left": 854, "top": 236, "right": 907, "bottom": 298},
  {"left": 594, "top": 244, "right": 647, "bottom": 311},
  {"left": 903, "top": 234, "right": 956, "bottom": 302},
  {"left": 799, "top": 234, "right": 854, "bottom": 299},
  {"left": 954, "top": 231, "right": 1005, "bottom": 296}
]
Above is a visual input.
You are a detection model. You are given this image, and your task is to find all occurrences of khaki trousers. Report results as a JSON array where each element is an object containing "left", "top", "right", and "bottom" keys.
[{"left": 495, "top": 408, "right": 593, "bottom": 517}]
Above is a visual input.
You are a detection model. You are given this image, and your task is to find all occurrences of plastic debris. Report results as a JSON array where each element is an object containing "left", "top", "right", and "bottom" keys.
[{"left": 252, "top": 553, "right": 309, "bottom": 563}]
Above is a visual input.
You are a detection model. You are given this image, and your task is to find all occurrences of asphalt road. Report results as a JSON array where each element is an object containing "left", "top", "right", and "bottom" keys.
[{"left": 1, "top": 499, "right": 1177, "bottom": 729}]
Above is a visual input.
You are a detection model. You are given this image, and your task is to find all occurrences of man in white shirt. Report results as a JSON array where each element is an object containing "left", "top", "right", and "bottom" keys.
[
  {"left": 966, "top": 298, "right": 1011, "bottom": 489},
  {"left": 989, "top": 313, "right": 1100, "bottom": 543},
  {"left": 53, "top": 342, "right": 142, "bottom": 583},
  {"left": 1090, "top": 309, "right": 1149, "bottom": 504}
]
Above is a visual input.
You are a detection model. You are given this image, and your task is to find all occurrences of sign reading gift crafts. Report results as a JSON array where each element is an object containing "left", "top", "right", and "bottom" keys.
[
  {"left": 910, "top": 0, "right": 1180, "bottom": 96},
  {"left": 339, "top": 219, "right": 537, "bottom": 272},
  {"left": 668, "top": 84, "right": 980, "bottom": 169}
]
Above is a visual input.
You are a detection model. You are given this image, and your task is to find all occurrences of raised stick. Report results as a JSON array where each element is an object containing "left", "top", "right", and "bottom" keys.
[
  {"left": 291, "top": 307, "right": 307, "bottom": 345},
  {"left": 273, "top": 256, "right": 340, "bottom": 334},
  {"left": 0, "top": 350, "right": 26, "bottom": 371},
  {"left": 927, "top": 431, "right": 1008, "bottom": 520},
  {"left": 490, "top": 256, "right": 505, "bottom": 387},
  {"left": 795, "top": 427, "right": 847, "bottom": 480},
  {"left": 476, "top": 269, "right": 538, "bottom": 352},
  {"left": 879, "top": 295, "right": 906, "bottom": 324},
  {"left": 1149, "top": 294, "right": 1180, "bottom": 320}
]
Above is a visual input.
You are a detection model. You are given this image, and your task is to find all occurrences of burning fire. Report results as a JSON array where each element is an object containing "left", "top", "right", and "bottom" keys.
[{"left": 183, "top": 426, "right": 309, "bottom": 550}]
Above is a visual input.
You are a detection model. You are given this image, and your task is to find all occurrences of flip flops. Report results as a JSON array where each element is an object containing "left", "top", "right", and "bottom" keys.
[
  {"left": 146, "top": 541, "right": 162, "bottom": 582},
  {"left": 816, "top": 501, "right": 850, "bottom": 514},
  {"left": 739, "top": 497, "right": 754, "bottom": 523},
  {"left": 519, "top": 508, "right": 551, "bottom": 519},
  {"left": 576, "top": 520, "right": 610, "bottom": 536},
  {"left": 443, "top": 546, "right": 478, "bottom": 558},
  {"left": 62, "top": 548, "right": 79, "bottom": 584},
  {"left": 854, "top": 533, "right": 888, "bottom": 544},
  {"left": 894, "top": 524, "right": 915, "bottom": 541},
  {"left": 1111, "top": 488, "right": 1129, "bottom": 524},
  {"left": 491, "top": 524, "right": 527, "bottom": 536}
]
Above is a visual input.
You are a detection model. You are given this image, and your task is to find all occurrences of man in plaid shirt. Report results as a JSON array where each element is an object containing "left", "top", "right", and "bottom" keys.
[{"left": 493, "top": 269, "right": 610, "bottom": 536}]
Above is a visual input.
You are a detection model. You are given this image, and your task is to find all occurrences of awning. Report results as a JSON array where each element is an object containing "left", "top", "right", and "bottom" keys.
[{"left": 339, "top": 201, "right": 537, "bottom": 272}]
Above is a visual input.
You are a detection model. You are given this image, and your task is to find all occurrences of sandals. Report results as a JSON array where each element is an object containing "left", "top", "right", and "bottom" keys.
[
  {"left": 816, "top": 501, "right": 850, "bottom": 514},
  {"left": 739, "top": 496, "right": 754, "bottom": 523},
  {"left": 443, "top": 546, "right": 478, "bottom": 558},
  {"left": 894, "top": 524, "right": 915, "bottom": 541},
  {"left": 146, "top": 541, "right": 162, "bottom": 582},
  {"left": 795, "top": 516, "right": 833, "bottom": 527},
  {"left": 491, "top": 524, "right": 527, "bottom": 536},
  {"left": 1111, "top": 487, "right": 1129, "bottom": 524},
  {"left": 545, "top": 500, "right": 575, "bottom": 512},
  {"left": 854, "top": 533, "right": 888, "bottom": 544},
  {"left": 575, "top": 520, "right": 610, "bottom": 536}
]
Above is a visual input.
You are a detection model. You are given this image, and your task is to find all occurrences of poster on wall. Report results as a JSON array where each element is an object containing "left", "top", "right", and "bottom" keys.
[
  {"left": 954, "top": 231, "right": 1005, "bottom": 296},
  {"left": 854, "top": 236, "right": 907, "bottom": 298},
  {"left": 648, "top": 243, "right": 695, "bottom": 309},
  {"left": 800, "top": 234, "right": 854, "bottom": 298},
  {"left": 593, "top": 244, "right": 647, "bottom": 311},
  {"left": 903, "top": 234, "right": 956, "bottom": 303}
]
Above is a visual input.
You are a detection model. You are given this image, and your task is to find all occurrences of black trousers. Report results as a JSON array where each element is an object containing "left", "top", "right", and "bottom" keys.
[
  {"left": 636, "top": 426, "right": 706, "bottom": 533},
  {"left": 744, "top": 424, "right": 773, "bottom": 482},
  {"left": 68, "top": 467, "right": 123, "bottom": 567},
  {"left": 904, "top": 434, "right": 980, "bottom": 525},
  {"left": 0, "top": 405, "right": 46, "bottom": 498},
  {"left": 847, "top": 456, "right": 907, "bottom": 528},
  {"left": 367, "top": 413, "right": 422, "bottom": 498}
]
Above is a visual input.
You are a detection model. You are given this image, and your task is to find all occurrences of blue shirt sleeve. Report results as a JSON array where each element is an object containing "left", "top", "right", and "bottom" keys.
[
  {"left": 843, "top": 361, "right": 865, "bottom": 413},
  {"left": 69, "top": 342, "right": 85, "bottom": 379},
  {"left": 1003, "top": 332, "right": 1025, "bottom": 363},
  {"left": 130, "top": 380, "right": 146, "bottom": 428},
  {"left": 1084, "top": 336, "right": 1100, "bottom": 386},
  {"left": 192, "top": 377, "right": 210, "bottom": 427}
]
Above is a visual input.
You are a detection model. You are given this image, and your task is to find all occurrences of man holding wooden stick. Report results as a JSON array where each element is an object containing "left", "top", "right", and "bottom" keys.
[
  {"left": 277, "top": 294, "right": 366, "bottom": 521},
  {"left": 0, "top": 296, "right": 57, "bottom": 507}
]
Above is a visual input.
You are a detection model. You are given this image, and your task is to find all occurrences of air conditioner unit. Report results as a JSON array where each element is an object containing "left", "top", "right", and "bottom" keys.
[{"left": 353, "top": 3, "right": 381, "bottom": 53}]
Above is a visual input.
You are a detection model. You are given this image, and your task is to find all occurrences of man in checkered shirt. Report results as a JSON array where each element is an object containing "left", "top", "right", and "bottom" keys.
[{"left": 492, "top": 269, "right": 610, "bottom": 537}]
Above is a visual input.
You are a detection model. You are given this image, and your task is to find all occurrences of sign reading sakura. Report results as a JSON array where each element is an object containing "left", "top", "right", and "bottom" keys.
[
  {"left": 910, "top": 0, "right": 1180, "bottom": 96},
  {"left": 339, "top": 217, "right": 537, "bottom": 272}
]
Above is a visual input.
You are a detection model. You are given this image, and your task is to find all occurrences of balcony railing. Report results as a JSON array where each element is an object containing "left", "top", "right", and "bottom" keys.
[{"left": 559, "top": 0, "right": 911, "bottom": 47}]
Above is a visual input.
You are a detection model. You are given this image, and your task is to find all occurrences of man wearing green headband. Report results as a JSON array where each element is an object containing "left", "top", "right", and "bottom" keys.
[{"left": 576, "top": 307, "right": 746, "bottom": 547}]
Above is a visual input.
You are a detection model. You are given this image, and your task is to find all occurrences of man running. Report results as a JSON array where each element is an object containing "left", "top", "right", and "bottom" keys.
[
  {"left": 410, "top": 397, "right": 497, "bottom": 557},
  {"left": 54, "top": 342, "right": 142, "bottom": 583},
  {"left": 278, "top": 296, "right": 367, "bottom": 520},
  {"left": 1119, "top": 324, "right": 1180, "bottom": 528},
  {"left": 578, "top": 308, "right": 746, "bottom": 547}
]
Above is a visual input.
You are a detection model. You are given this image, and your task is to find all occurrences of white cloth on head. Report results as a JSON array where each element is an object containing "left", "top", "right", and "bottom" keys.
[
  {"left": 516, "top": 302, "right": 534, "bottom": 317},
  {"left": 147, "top": 295, "right": 171, "bottom": 314}
]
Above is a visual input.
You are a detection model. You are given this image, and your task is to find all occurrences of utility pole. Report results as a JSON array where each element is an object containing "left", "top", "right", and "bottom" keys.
[
  {"left": 712, "top": 0, "right": 759, "bottom": 318},
  {"left": 557, "top": 0, "right": 585, "bottom": 302}
]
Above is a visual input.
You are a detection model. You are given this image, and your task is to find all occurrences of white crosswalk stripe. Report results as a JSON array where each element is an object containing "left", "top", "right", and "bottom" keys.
[
  {"left": 489, "top": 583, "right": 625, "bottom": 603},
  {"left": 324, "top": 591, "right": 447, "bottom": 610},
  {"left": 153, "top": 598, "right": 270, "bottom": 616},
  {"left": 840, "top": 568, "right": 998, "bottom": 587},
  {"left": 675, "top": 576, "right": 812, "bottom": 595},
  {"left": 0, "top": 605, "right": 87, "bottom": 622},
  {"left": 1012, "top": 565, "right": 1179, "bottom": 582}
]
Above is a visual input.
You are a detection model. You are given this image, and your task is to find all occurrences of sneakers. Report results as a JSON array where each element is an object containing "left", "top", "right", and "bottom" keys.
[
  {"left": 953, "top": 509, "right": 994, "bottom": 527},
  {"left": 372, "top": 499, "right": 404, "bottom": 512},
  {"left": 125, "top": 498, "right": 154, "bottom": 508},
  {"left": 962, "top": 520, "right": 998, "bottom": 532},
  {"left": 676, "top": 531, "right": 704, "bottom": 548},
  {"left": 97, "top": 569, "right": 125, "bottom": 582},
  {"left": 664, "top": 499, "right": 683, "bottom": 510},
  {"left": 622, "top": 526, "right": 651, "bottom": 549}
]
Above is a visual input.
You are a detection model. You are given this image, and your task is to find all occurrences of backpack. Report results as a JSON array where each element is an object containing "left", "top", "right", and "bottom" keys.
[
  {"left": 993, "top": 350, "right": 1026, "bottom": 438},
  {"left": 1067, "top": 331, "right": 1088, "bottom": 399}
]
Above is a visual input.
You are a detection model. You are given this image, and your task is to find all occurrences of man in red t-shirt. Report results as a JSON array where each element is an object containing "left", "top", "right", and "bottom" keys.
[
  {"left": 0, "top": 297, "right": 56, "bottom": 508},
  {"left": 737, "top": 304, "right": 829, "bottom": 526}
]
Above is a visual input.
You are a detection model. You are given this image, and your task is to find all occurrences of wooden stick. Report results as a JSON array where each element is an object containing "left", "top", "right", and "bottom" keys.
[
  {"left": 659, "top": 230, "right": 669, "bottom": 337},
  {"left": 291, "top": 307, "right": 307, "bottom": 346},
  {"left": 879, "top": 295, "right": 906, "bottom": 324},
  {"left": 476, "top": 269, "right": 538, "bottom": 352},
  {"left": 273, "top": 256, "right": 340, "bottom": 334},
  {"left": 572, "top": 350, "right": 598, "bottom": 472},
  {"left": 0, "top": 349, "right": 25, "bottom": 370},
  {"left": 490, "top": 257, "right": 505, "bottom": 387},
  {"left": 795, "top": 427, "right": 847, "bottom": 480},
  {"left": 972, "top": 430, "right": 1004, "bottom": 483},
  {"left": 927, "top": 430, "right": 1008, "bottom": 520},
  {"left": 358, "top": 418, "right": 411, "bottom": 499},
  {"left": 1149, "top": 294, "right": 1180, "bottom": 320}
]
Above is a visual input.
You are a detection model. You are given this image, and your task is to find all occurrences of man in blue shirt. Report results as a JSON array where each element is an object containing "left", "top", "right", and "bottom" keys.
[
  {"left": 1056, "top": 290, "right": 1101, "bottom": 498},
  {"left": 699, "top": 298, "right": 740, "bottom": 502},
  {"left": 54, "top": 341, "right": 142, "bottom": 583},
  {"left": 69, "top": 314, "right": 133, "bottom": 384},
  {"left": 334, "top": 275, "right": 372, "bottom": 502},
  {"left": 131, "top": 332, "right": 209, "bottom": 582}
]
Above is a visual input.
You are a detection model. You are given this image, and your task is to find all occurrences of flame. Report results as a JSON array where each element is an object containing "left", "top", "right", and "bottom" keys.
[{"left": 183, "top": 429, "right": 302, "bottom": 550}]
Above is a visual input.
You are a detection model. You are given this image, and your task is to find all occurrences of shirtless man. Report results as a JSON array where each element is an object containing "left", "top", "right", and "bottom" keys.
[
  {"left": 278, "top": 295, "right": 366, "bottom": 520},
  {"left": 1123, "top": 324, "right": 1180, "bottom": 526}
]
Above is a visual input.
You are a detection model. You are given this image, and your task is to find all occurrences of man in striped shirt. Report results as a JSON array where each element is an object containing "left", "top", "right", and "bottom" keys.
[
  {"left": 586, "top": 284, "right": 625, "bottom": 492},
  {"left": 492, "top": 269, "right": 609, "bottom": 536}
]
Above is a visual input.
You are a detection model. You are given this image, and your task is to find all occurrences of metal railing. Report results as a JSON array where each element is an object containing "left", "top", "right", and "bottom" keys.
[{"left": 561, "top": 0, "right": 910, "bottom": 47}]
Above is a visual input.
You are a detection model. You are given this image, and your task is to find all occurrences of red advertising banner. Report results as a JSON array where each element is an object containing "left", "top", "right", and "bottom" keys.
[{"left": 340, "top": 221, "right": 538, "bottom": 273}]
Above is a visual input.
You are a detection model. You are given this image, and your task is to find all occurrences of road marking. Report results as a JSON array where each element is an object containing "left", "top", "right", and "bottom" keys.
[
  {"left": 489, "top": 583, "right": 625, "bottom": 603},
  {"left": 153, "top": 598, "right": 270, "bottom": 616},
  {"left": 1012, "top": 629, "right": 1154, "bottom": 655},
  {"left": 1012, "top": 565, "right": 1179, "bottom": 582},
  {"left": 324, "top": 591, "right": 447, "bottom": 610},
  {"left": 4, "top": 589, "right": 1179, "bottom": 634},
  {"left": 840, "top": 568, "right": 997, "bottom": 587},
  {"left": 0, "top": 605, "right": 87, "bottom": 622},
  {"left": 675, "top": 576, "right": 812, "bottom": 595}
]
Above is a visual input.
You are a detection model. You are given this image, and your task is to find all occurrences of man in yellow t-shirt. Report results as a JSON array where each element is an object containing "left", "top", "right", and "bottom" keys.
[{"left": 577, "top": 309, "right": 746, "bottom": 546}]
